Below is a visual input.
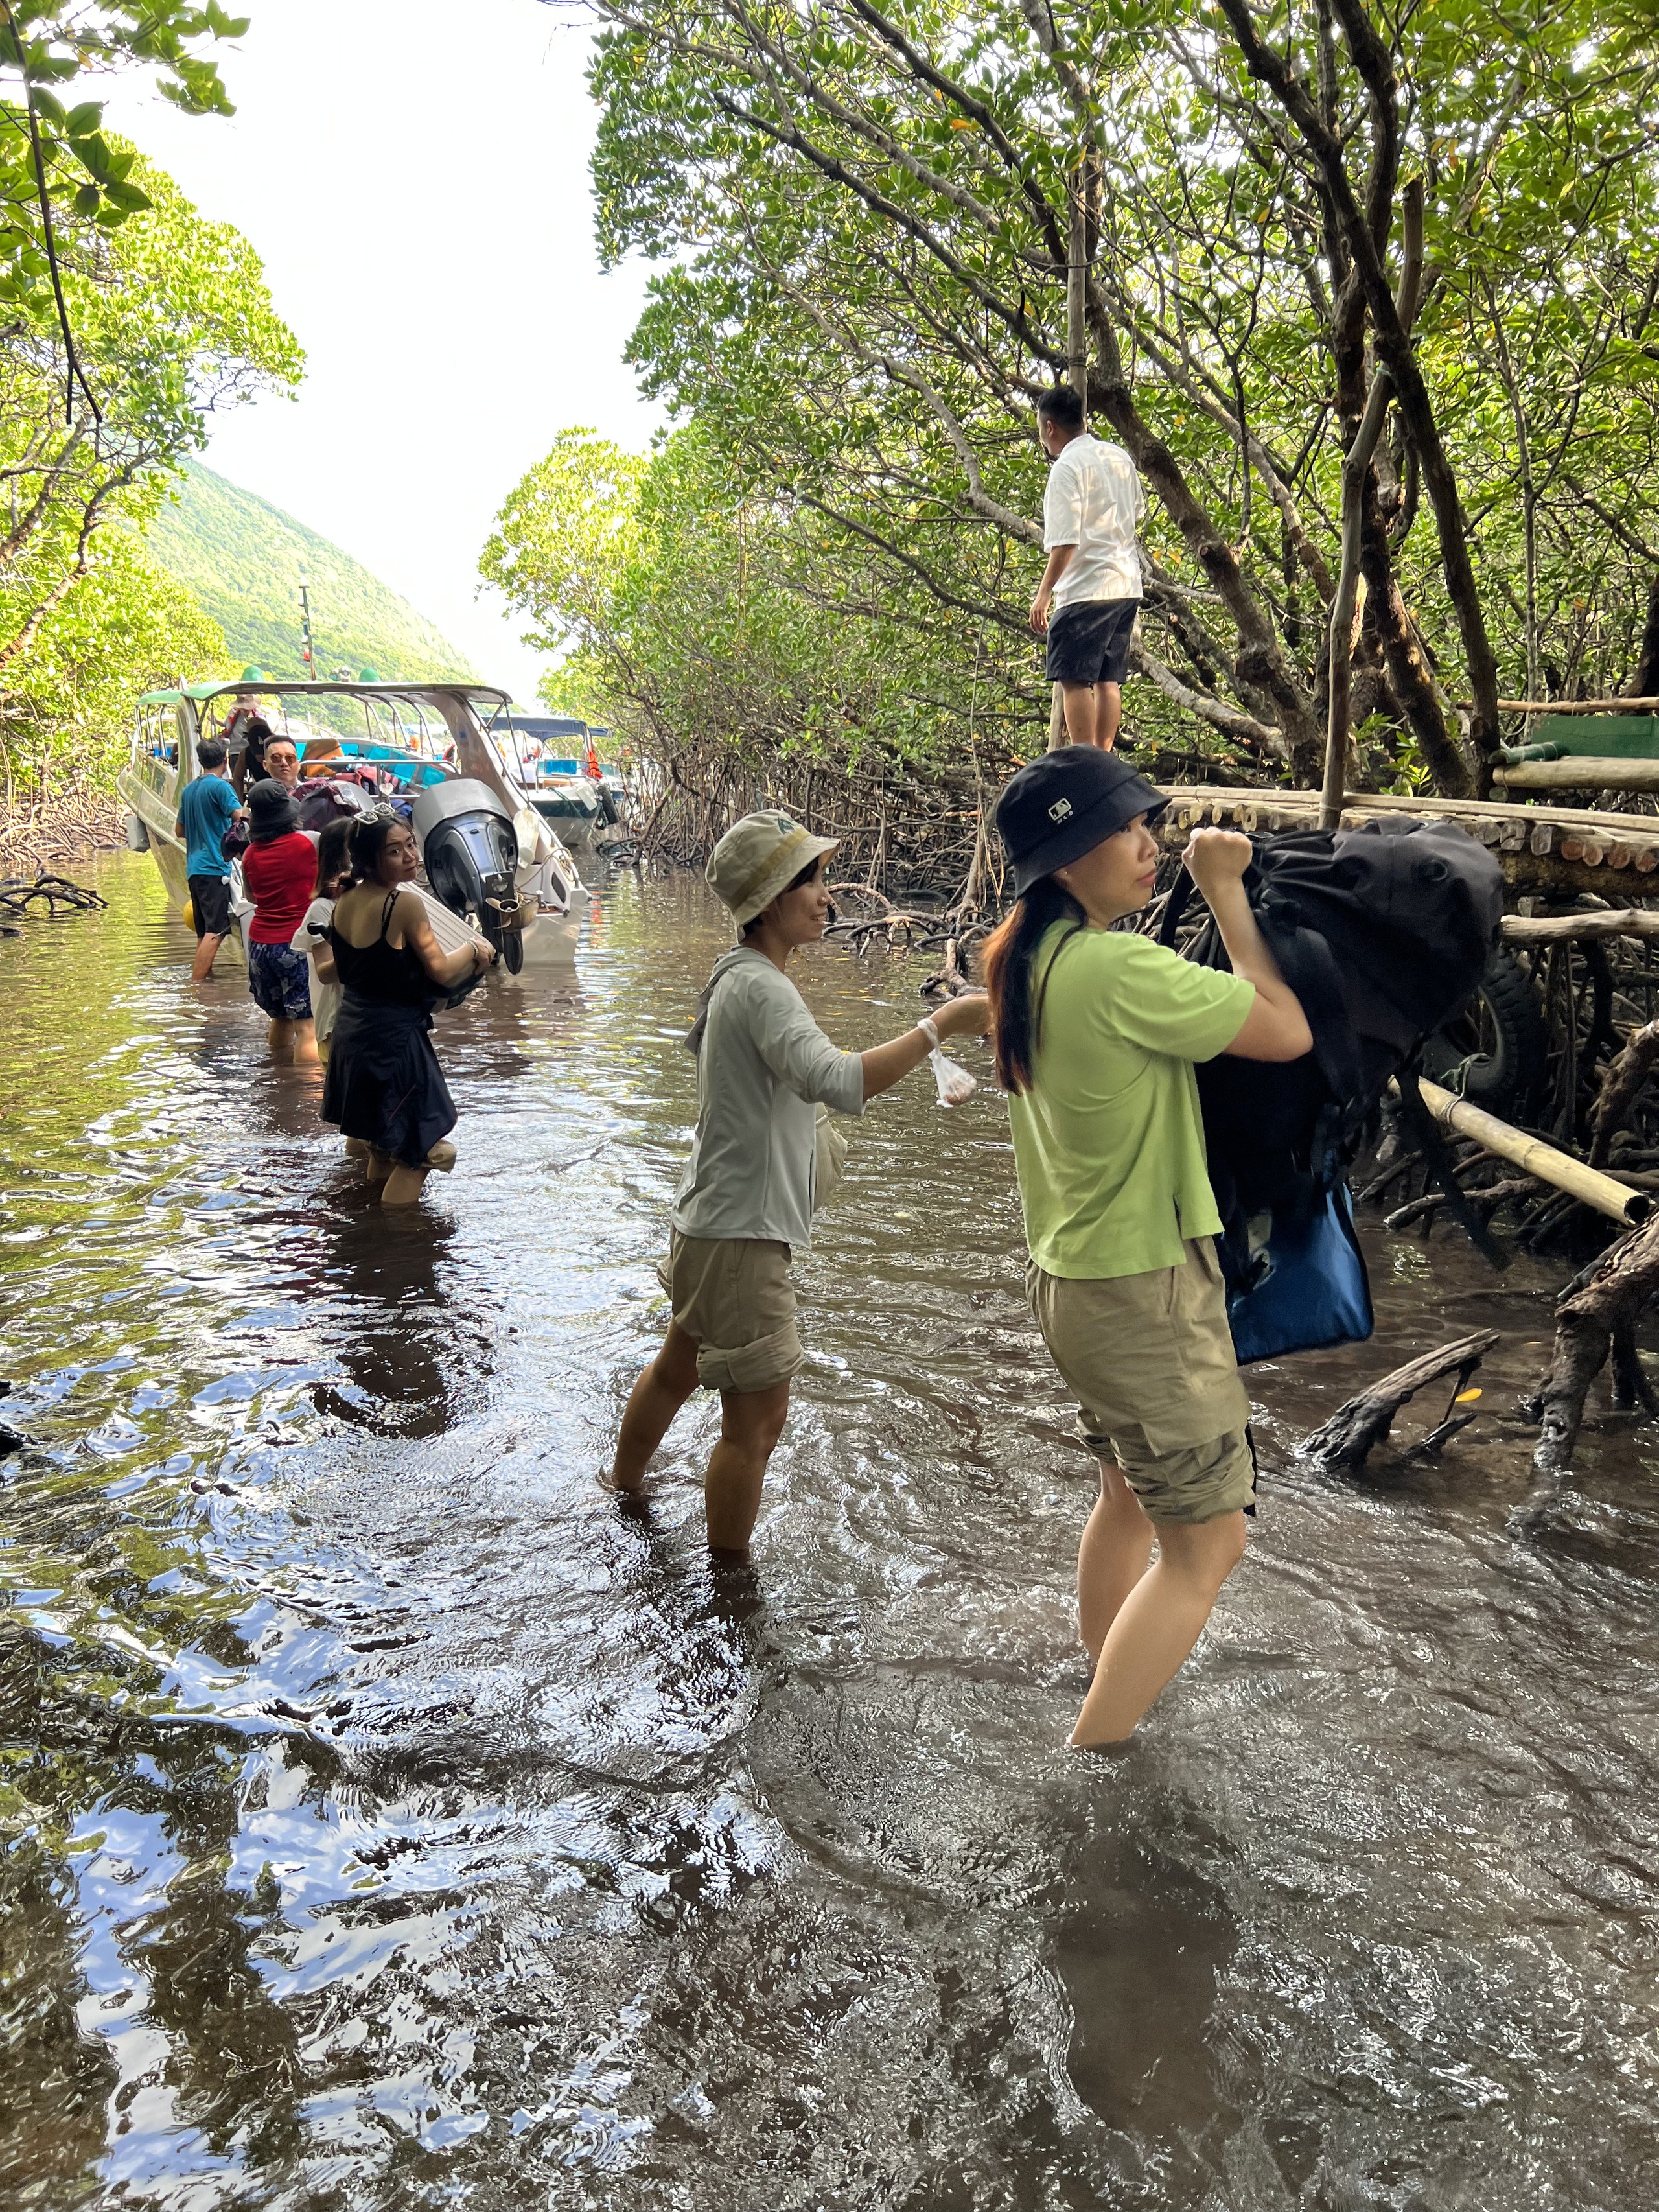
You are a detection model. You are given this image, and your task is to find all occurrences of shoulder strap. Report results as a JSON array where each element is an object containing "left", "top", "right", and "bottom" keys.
[
  {"left": 379, "top": 891, "right": 398, "bottom": 942},
  {"left": 1155, "top": 865, "right": 1196, "bottom": 947}
]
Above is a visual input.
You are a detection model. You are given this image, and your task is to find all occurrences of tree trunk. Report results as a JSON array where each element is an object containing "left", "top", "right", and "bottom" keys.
[{"left": 1628, "top": 570, "right": 1659, "bottom": 699}]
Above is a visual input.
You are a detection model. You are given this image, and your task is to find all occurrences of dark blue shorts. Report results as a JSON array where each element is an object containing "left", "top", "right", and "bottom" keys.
[
  {"left": 1046, "top": 598, "right": 1139, "bottom": 686},
  {"left": 247, "top": 941, "right": 313, "bottom": 1022}
]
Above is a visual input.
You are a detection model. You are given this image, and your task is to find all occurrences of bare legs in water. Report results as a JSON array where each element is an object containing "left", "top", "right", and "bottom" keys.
[
  {"left": 1071, "top": 1462, "right": 1247, "bottom": 1747},
  {"left": 608, "top": 1318, "right": 792, "bottom": 1554}
]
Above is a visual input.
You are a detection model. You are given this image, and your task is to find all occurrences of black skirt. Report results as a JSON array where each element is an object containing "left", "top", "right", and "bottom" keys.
[{"left": 321, "top": 991, "right": 456, "bottom": 1167}]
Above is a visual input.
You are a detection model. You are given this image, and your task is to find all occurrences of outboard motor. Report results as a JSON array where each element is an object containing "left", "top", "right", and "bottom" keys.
[{"left": 412, "top": 777, "right": 524, "bottom": 975}]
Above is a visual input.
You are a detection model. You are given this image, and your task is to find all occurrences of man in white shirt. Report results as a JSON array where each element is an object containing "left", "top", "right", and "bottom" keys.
[{"left": 1028, "top": 383, "right": 1146, "bottom": 751}]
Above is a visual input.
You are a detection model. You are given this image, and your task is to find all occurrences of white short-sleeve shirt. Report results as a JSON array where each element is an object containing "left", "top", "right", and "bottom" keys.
[{"left": 1043, "top": 434, "right": 1146, "bottom": 610}]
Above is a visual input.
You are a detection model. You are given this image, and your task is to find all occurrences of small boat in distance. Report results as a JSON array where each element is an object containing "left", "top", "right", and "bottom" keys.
[
  {"left": 119, "top": 678, "right": 584, "bottom": 970},
  {"left": 502, "top": 714, "right": 625, "bottom": 850}
]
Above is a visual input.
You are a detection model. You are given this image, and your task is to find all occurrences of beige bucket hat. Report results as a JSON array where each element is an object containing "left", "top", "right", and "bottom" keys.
[{"left": 707, "top": 809, "right": 839, "bottom": 930}]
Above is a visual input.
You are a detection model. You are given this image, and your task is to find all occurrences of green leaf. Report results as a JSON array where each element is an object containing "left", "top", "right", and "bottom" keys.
[{"left": 99, "top": 178, "right": 153, "bottom": 213}]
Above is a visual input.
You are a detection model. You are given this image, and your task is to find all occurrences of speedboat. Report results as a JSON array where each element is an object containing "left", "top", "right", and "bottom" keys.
[
  {"left": 498, "top": 714, "right": 627, "bottom": 850},
  {"left": 118, "top": 679, "right": 583, "bottom": 970}
]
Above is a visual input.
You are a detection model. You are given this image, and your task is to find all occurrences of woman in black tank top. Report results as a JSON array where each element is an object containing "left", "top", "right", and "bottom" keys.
[{"left": 318, "top": 813, "right": 496, "bottom": 1205}]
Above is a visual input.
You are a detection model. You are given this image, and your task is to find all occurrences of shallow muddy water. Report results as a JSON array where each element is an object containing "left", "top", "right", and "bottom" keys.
[{"left": 3, "top": 854, "right": 1658, "bottom": 2211}]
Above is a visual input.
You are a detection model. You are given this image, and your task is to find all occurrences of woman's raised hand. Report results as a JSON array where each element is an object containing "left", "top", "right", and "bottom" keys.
[
  {"left": 1181, "top": 827, "right": 1254, "bottom": 900},
  {"left": 931, "top": 989, "right": 992, "bottom": 1038}
]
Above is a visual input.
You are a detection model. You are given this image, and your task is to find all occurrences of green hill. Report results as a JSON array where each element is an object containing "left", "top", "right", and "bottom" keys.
[{"left": 139, "top": 459, "right": 478, "bottom": 684}]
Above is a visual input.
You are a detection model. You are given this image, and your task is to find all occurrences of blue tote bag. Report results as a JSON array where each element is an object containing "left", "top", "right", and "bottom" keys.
[{"left": 1222, "top": 1181, "right": 1374, "bottom": 1367}]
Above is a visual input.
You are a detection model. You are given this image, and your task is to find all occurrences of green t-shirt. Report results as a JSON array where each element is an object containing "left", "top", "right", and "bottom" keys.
[{"left": 1008, "top": 923, "right": 1256, "bottom": 1281}]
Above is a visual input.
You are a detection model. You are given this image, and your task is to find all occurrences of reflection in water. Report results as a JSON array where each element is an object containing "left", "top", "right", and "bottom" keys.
[
  {"left": 303, "top": 1207, "right": 489, "bottom": 1438},
  {"left": 1, "top": 855, "right": 1658, "bottom": 2209}
]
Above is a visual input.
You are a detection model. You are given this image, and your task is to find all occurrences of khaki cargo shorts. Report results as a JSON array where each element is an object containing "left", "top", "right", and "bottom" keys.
[
  {"left": 660, "top": 1231, "right": 803, "bottom": 1395},
  {"left": 1027, "top": 1237, "right": 1256, "bottom": 1524}
]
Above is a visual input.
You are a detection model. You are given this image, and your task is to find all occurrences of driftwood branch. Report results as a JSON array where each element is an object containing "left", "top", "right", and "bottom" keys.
[{"left": 1303, "top": 1331, "right": 1500, "bottom": 1475}]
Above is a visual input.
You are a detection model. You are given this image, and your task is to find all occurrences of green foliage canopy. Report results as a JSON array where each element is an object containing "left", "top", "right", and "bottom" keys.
[
  {"left": 483, "top": 423, "right": 1029, "bottom": 835},
  {"left": 556, "top": 0, "right": 1659, "bottom": 800},
  {"left": 1, "top": 0, "right": 246, "bottom": 307},
  {"left": 2, "top": 135, "right": 301, "bottom": 797}
]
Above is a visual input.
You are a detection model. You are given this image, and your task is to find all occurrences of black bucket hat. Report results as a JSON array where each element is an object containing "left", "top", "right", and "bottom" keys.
[
  {"left": 246, "top": 779, "right": 299, "bottom": 840},
  {"left": 993, "top": 746, "right": 1167, "bottom": 895}
]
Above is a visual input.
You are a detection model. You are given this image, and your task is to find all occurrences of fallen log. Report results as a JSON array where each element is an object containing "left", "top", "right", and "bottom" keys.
[
  {"left": 1396, "top": 1075, "right": 1649, "bottom": 1228},
  {"left": 1303, "top": 1331, "right": 1500, "bottom": 1475}
]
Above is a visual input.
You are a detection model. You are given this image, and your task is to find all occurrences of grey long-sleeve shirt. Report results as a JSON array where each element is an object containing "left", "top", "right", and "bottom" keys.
[{"left": 671, "top": 947, "right": 865, "bottom": 1251}]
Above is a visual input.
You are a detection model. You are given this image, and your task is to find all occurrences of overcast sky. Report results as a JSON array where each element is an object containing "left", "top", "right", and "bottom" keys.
[{"left": 102, "top": 0, "right": 661, "bottom": 703}]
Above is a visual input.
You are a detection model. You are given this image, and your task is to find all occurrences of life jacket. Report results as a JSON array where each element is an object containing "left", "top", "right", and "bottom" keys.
[{"left": 1159, "top": 818, "right": 1503, "bottom": 1360}]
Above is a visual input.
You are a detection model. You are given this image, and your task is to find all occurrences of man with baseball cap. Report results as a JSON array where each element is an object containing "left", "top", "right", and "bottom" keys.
[
  {"left": 982, "top": 747, "right": 1311, "bottom": 1747},
  {"left": 606, "top": 808, "right": 990, "bottom": 1553}
]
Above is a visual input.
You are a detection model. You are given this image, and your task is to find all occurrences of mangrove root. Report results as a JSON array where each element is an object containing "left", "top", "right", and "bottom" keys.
[
  {"left": 1303, "top": 1329, "right": 1500, "bottom": 1476},
  {"left": 1524, "top": 1210, "right": 1659, "bottom": 1489}
]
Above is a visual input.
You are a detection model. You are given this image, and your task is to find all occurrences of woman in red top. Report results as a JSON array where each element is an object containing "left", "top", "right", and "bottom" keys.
[{"left": 242, "top": 781, "right": 320, "bottom": 1063}]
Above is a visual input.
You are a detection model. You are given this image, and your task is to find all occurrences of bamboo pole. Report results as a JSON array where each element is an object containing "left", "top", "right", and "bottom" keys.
[
  {"left": 1493, "top": 756, "right": 1659, "bottom": 793},
  {"left": 1395, "top": 1075, "right": 1650, "bottom": 1226},
  {"left": 1502, "top": 909, "right": 1659, "bottom": 944},
  {"left": 1487, "top": 697, "right": 1659, "bottom": 714}
]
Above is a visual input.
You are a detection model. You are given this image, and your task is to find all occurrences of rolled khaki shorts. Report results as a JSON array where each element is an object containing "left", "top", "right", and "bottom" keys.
[
  {"left": 660, "top": 1231, "right": 803, "bottom": 1395},
  {"left": 1027, "top": 1237, "right": 1256, "bottom": 1523}
]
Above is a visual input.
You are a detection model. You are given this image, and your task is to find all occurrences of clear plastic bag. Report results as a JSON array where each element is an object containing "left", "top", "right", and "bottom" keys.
[{"left": 929, "top": 1047, "right": 977, "bottom": 1108}]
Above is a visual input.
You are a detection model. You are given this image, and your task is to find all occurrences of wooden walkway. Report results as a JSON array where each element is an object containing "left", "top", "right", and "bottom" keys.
[{"left": 1153, "top": 785, "right": 1659, "bottom": 900}]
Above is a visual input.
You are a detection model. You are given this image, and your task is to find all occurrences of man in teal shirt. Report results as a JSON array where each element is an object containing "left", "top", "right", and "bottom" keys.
[{"left": 174, "top": 738, "right": 242, "bottom": 981}]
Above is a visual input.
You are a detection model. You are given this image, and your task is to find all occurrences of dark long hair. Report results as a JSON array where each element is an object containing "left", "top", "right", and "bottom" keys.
[
  {"left": 314, "top": 817, "right": 353, "bottom": 896},
  {"left": 347, "top": 811, "right": 405, "bottom": 883},
  {"left": 982, "top": 875, "right": 1087, "bottom": 1094}
]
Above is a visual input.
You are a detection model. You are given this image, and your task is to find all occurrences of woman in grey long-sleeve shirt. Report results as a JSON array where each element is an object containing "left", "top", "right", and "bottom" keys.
[{"left": 607, "top": 809, "right": 990, "bottom": 1554}]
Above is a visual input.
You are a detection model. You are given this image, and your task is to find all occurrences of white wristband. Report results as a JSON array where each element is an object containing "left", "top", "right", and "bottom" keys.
[{"left": 916, "top": 1015, "right": 941, "bottom": 1050}]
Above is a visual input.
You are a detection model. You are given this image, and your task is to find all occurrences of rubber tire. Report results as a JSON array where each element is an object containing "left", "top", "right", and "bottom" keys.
[{"left": 1423, "top": 947, "right": 1549, "bottom": 1122}]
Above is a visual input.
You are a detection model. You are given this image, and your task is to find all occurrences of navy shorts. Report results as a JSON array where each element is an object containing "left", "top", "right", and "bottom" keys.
[
  {"left": 247, "top": 941, "right": 313, "bottom": 1021},
  {"left": 187, "top": 873, "right": 233, "bottom": 939},
  {"left": 1046, "top": 598, "right": 1139, "bottom": 685}
]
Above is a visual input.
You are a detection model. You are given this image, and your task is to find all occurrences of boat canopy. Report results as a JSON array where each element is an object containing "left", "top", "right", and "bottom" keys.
[{"left": 136, "top": 679, "right": 511, "bottom": 710}]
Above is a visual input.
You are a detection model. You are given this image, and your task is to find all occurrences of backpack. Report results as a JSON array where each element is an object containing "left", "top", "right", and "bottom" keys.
[{"left": 1159, "top": 818, "right": 1503, "bottom": 1360}]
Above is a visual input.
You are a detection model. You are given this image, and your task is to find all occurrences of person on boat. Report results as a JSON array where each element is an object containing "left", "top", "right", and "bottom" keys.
[
  {"left": 242, "top": 782, "right": 321, "bottom": 1064},
  {"left": 173, "top": 736, "right": 240, "bottom": 983},
  {"left": 291, "top": 819, "right": 353, "bottom": 1054},
  {"left": 262, "top": 737, "right": 302, "bottom": 793},
  {"left": 231, "top": 716, "right": 275, "bottom": 797},
  {"left": 606, "top": 809, "right": 992, "bottom": 1554},
  {"left": 218, "top": 675, "right": 267, "bottom": 762},
  {"left": 984, "top": 748, "right": 1311, "bottom": 1747},
  {"left": 321, "top": 811, "right": 496, "bottom": 1205}
]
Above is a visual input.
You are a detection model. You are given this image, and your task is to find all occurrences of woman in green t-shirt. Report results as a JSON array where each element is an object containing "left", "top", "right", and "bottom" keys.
[{"left": 984, "top": 747, "right": 1311, "bottom": 1748}]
